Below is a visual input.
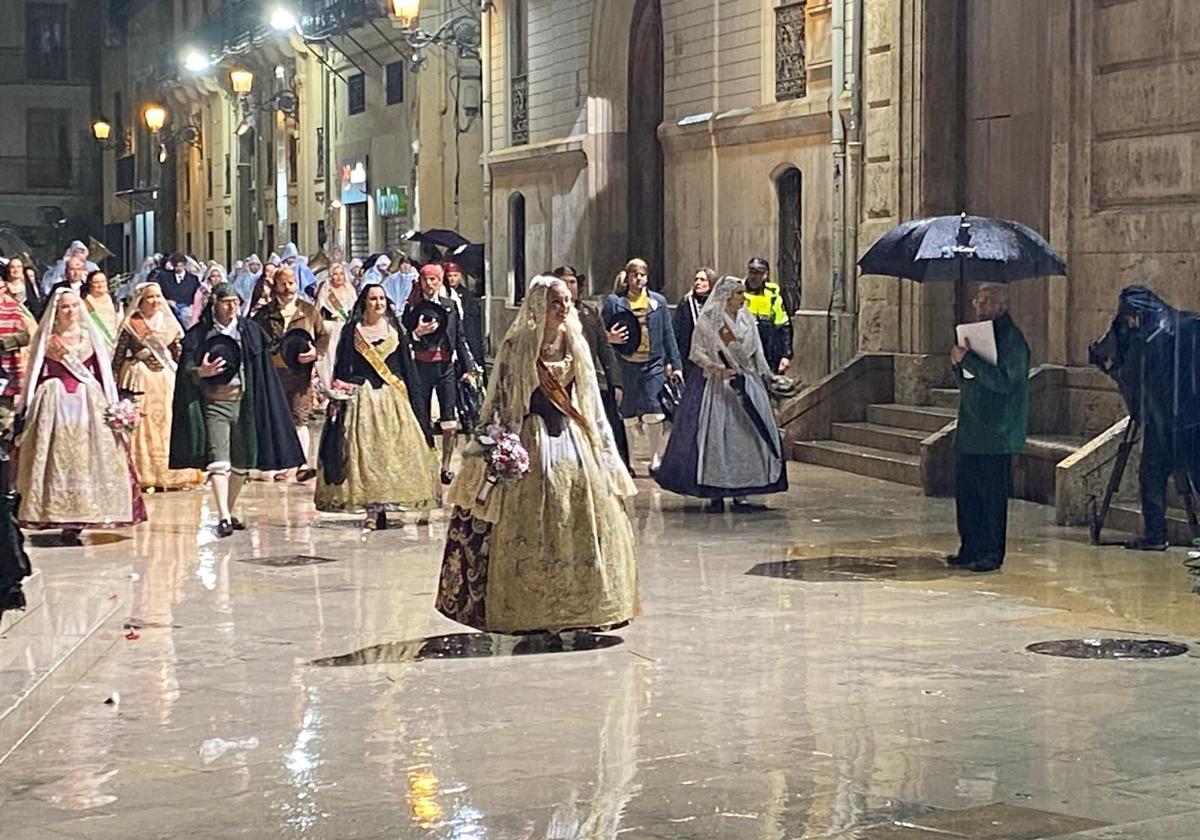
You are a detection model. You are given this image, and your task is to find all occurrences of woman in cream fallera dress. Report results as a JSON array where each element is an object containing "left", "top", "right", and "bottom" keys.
[
  {"left": 112, "top": 282, "right": 204, "bottom": 490},
  {"left": 17, "top": 288, "right": 146, "bottom": 538},
  {"left": 437, "top": 275, "right": 639, "bottom": 634}
]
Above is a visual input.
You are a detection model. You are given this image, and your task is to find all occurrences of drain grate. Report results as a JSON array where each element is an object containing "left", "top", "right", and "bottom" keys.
[
  {"left": 1027, "top": 638, "right": 1188, "bottom": 659},
  {"left": 239, "top": 554, "right": 339, "bottom": 568},
  {"left": 311, "top": 519, "right": 368, "bottom": 530},
  {"left": 747, "top": 553, "right": 949, "bottom": 583}
]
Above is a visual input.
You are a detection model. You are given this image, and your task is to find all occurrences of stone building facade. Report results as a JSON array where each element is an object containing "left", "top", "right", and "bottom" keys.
[{"left": 484, "top": 0, "right": 1200, "bottom": 396}]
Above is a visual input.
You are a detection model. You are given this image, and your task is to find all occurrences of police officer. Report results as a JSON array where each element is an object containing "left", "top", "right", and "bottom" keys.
[{"left": 744, "top": 257, "right": 792, "bottom": 374}]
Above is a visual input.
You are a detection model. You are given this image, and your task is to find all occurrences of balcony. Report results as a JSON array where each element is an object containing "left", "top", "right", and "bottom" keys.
[
  {"left": 511, "top": 74, "right": 529, "bottom": 146},
  {"left": 0, "top": 156, "right": 97, "bottom": 195},
  {"left": 0, "top": 47, "right": 100, "bottom": 86}
]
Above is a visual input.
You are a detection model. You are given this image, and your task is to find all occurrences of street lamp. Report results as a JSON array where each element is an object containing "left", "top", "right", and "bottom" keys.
[
  {"left": 230, "top": 68, "right": 254, "bottom": 95},
  {"left": 182, "top": 48, "right": 211, "bottom": 73},
  {"left": 270, "top": 8, "right": 298, "bottom": 31},
  {"left": 143, "top": 105, "right": 167, "bottom": 133},
  {"left": 390, "top": 0, "right": 421, "bottom": 28},
  {"left": 91, "top": 117, "right": 112, "bottom": 142}
]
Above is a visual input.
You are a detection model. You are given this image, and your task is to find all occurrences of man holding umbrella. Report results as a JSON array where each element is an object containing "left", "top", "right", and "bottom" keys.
[{"left": 948, "top": 284, "right": 1029, "bottom": 573}]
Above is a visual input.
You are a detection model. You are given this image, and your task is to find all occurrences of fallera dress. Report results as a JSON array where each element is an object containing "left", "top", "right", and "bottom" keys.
[{"left": 437, "top": 283, "right": 638, "bottom": 634}]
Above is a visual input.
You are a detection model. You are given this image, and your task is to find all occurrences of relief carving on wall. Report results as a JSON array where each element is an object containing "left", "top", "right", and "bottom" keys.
[
  {"left": 511, "top": 73, "right": 529, "bottom": 146},
  {"left": 775, "top": 2, "right": 807, "bottom": 101}
]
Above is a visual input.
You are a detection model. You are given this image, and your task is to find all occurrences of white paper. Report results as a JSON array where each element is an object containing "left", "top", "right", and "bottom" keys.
[{"left": 955, "top": 320, "right": 997, "bottom": 379}]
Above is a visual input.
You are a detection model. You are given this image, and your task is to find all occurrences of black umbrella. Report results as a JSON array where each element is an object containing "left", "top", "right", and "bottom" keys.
[
  {"left": 449, "top": 243, "right": 485, "bottom": 282},
  {"left": 408, "top": 229, "right": 472, "bottom": 251},
  {"left": 719, "top": 351, "right": 780, "bottom": 459},
  {"left": 858, "top": 213, "right": 1066, "bottom": 283}
]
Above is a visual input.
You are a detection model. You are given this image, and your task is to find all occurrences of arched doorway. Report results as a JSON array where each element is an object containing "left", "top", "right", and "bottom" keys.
[
  {"left": 626, "top": 0, "right": 664, "bottom": 290},
  {"left": 776, "top": 166, "right": 803, "bottom": 313},
  {"left": 509, "top": 192, "right": 527, "bottom": 303}
]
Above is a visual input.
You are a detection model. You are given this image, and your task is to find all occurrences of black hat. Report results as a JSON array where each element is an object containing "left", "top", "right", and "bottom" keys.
[
  {"left": 606, "top": 309, "right": 642, "bottom": 357},
  {"left": 279, "top": 328, "right": 316, "bottom": 372},
  {"left": 410, "top": 298, "right": 448, "bottom": 346},
  {"left": 203, "top": 334, "right": 242, "bottom": 386},
  {"left": 748, "top": 257, "right": 769, "bottom": 272}
]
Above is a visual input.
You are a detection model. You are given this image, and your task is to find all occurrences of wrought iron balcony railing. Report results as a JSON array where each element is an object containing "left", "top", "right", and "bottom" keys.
[{"left": 511, "top": 73, "right": 529, "bottom": 146}]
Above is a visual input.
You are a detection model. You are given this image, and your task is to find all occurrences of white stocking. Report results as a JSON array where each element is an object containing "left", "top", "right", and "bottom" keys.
[
  {"left": 209, "top": 471, "right": 231, "bottom": 522},
  {"left": 295, "top": 425, "right": 312, "bottom": 470},
  {"left": 643, "top": 415, "right": 667, "bottom": 471}
]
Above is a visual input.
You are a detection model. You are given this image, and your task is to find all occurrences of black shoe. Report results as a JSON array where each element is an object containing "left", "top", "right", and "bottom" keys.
[
  {"left": 731, "top": 500, "right": 768, "bottom": 513},
  {"left": 946, "top": 553, "right": 974, "bottom": 567},
  {"left": 60, "top": 528, "right": 83, "bottom": 546},
  {"left": 706, "top": 498, "right": 726, "bottom": 513},
  {"left": 1125, "top": 536, "right": 1169, "bottom": 552},
  {"left": 966, "top": 557, "right": 1003, "bottom": 573},
  {"left": 440, "top": 469, "right": 455, "bottom": 485},
  {"left": 216, "top": 519, "right": 235, "bottom": 538},
  {"left": 375, "top": 510, "right": 388, "bottom": 531},
  {"left": 296, "top": 468, "right": 317, "bottom": 483},
  {"left": 230, "top": 517, "right": 246, "bottom": 531}
]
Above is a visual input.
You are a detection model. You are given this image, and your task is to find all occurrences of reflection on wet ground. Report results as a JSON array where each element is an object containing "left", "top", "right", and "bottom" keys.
[
  {"left": 7, "top": 463, "right": 1200, "bottom": 839},
  {"left": 27, "top": 532, "right": 129, "bottom": 548},
  {"left": 748, "top": 551, "right": 951, "bottom": 582},
  {"left": 238, "top": 554, "right": 340, "bottom": 567},
  {"left": 311, "top": 632, "right": 623, "bottom": 666},
  {"left": 1026, "top": 638, "right": 1189, "bottom": 659}
]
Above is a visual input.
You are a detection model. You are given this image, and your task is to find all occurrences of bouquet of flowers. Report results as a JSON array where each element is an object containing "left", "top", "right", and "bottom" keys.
[
  {"left": 474, "top": 423, "right": 530, "bottom": 504},
  {"left": 104, "top": 398, "right": 141, "bottom": 432}
]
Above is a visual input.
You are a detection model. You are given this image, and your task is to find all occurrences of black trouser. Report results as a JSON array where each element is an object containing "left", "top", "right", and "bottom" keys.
[
  {"left": 1139, "top": 423, "right": 1171, "bottom": 543},
  {"left": 955, "top": 453, "right": 1012, "bottom": 564},
  {"left": 601, "top": 385, "right": 630, "bottom": 467},
  {"left": 413, "top": 358, "right": 457, "bottom": 437}
]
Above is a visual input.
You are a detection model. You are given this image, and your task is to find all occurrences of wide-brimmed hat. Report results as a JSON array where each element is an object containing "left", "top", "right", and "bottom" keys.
[
  {"left": 410, "top": 298, "right": 448, "bottom": 346},
  {"left": 203, "top": 334, "right": 242, "bottom": 386},
  {"left": 606, "top": 309, "right": 642, "bottom": 357},
  {"left": 279, "top": 328, "right": 316, "bottom": 372}
]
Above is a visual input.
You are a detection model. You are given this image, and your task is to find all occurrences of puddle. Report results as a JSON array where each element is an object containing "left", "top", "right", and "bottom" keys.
[
  {"left": 310, "top": 632, "right": 623, "bottom": 666},
  {"left": 28, "top": 532, "right": 129, "bottom": 548},
  {"left": 1026, "top": 638, "right": 1188, "bottom": 659},
  {"left": 238, "top": 554, "right": 339, "bottom": 568},
  {"left": 747, "top": 553, "right": 950, "bottom": 583}
]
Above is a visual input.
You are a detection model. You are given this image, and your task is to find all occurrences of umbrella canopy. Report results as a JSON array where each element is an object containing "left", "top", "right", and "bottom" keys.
[
  {"left": 859, "top": 213, "right": 1066, "bottom": 283},
  {"left": 408, "top": 228, "right": 472, "bottom": 251}
]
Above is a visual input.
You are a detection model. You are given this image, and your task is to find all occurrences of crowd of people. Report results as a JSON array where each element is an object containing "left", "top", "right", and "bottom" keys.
[{"left": 8, "top": 237, "right": 951, "bottom": 634}]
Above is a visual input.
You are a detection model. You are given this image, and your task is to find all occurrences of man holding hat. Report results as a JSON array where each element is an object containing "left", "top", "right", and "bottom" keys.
[
  {"left": 253, "top": 266, "right": 328, "bottom": 482},
  {"left": 402, "top": 263, "right": 478, "bottom": 485},
  {"left": 170, "top": 283, "right": 305, "bottom": 537},
  {"left": 744, "top": 257, "right": 793, "bottom": 374}
]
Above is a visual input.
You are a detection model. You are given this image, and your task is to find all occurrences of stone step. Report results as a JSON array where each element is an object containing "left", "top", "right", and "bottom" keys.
[
  {"left": 0, "top": 578, "right": 123, "bottom": 764},
  {"left": 0, "top": 569, "right": 44, "bottom": 637},
  {"left": 793, "top": 439, "right": 922, "bottom": 487},
  {"left": 1106, "top": 503, "right": 1198, "bottom": 547},
  {"left": 867, "top": 403, "right": 958, "bottom": 434},
  {"left": 928, "top": 388, "right": 961, "bottom": 410},
  {"left": 830, "top": 422, "right": 928, "bottom": 457}
]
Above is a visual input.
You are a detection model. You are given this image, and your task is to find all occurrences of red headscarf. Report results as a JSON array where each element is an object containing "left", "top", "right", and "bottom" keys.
[{"left": 441, "top": 261, "right": 462, "bottom": 277}]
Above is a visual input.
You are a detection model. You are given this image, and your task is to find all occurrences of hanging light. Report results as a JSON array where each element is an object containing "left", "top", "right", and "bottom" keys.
[
  {"left": 270, "top": 7, "right": 298, "bottom": 31},
  {"left": 91, "top": 117, "right": 112, "bottom": 142},
  {"left": 181, "top": 48, "right": 211, "bottom": 73},
  {"left": 143, "top": 105, "right": 167, "bottom": 133},
  {"left": 390, "top": 0, "right": 420, "bottom": 28},
  {"left": 230, "top": 68, "right": 254, "bottom": 95}
]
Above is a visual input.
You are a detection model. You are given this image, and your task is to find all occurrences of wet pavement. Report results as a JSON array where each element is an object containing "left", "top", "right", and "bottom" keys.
[{"left": 4, "top": 463, "right": 1200, "bottom": 839}]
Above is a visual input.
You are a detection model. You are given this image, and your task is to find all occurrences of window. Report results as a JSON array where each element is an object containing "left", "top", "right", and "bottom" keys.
[
  {"left": 774, "top": 2, "right": 807, "bottom": 101},
  {"left": 224, "top": 153, "right": 231, "bottom": 195},
  {"left": 775, "top": 166, "right": 802, "bottom": 312},
  {"left": 207, "top": 231, "right": 215, "bottom": 261},
  {"left": 509, "top": 0, "right": 528, "bottom": 145},
  {"left": 386, "top": 61, "right": 405, "bottom": 105},
  {"left": 25, "top": 108, "right": 69, "bottom": 188},
  {"left": 290, "top": 222, "right": 299, "bottom": 248},
  {"left": 317, "top": 220, "right": 327, "bottom": 249},
  {"left": 509, "top": 192, "right": 526, "bottom": 304},
  {"left": 348, "top": 73, "right": 366, "bottom": 115},
  {"left": 266, "top": 224, "right": 275, "bottom": 256},
  {"left": 25, "top": 3, "right": 67, "bottom": 80},
  {"left": 287, "top": 135, "right": 299, "bottom": 184},
  {"left": 225, "top": 229, "right": 232, "bottom": 266},
  {"left": 187, "top": 232, "right": 194, "bottom": 256},
  {"left": 206, "top": 156, "right": 213, "bottom": 197}
]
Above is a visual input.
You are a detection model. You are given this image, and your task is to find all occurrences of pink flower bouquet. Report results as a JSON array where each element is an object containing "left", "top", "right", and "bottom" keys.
[
  {"left": 105, "top": 398, "right": 141, "bottom": 432},
  {"left": 474, "top": 423, "right": 530, "bottom": 503}
]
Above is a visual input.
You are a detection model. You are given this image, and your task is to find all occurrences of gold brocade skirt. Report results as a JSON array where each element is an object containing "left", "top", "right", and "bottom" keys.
[
  {"left": 119, "top": 360, "right": 204, "bottom": 490},
  {"left": 437, "top": 415, "right": 639, "bottom": 634},
  {"left": 17, "top": 379, "right": 145, "bottom": 528},
  {"left": 314, "top": 383, "right": 439, "bottom": 513}
]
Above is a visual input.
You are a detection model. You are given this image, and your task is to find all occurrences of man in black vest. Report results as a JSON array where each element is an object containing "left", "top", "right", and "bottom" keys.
[{"left": 156, "top": 253, "right": 202, "bottom": 327}]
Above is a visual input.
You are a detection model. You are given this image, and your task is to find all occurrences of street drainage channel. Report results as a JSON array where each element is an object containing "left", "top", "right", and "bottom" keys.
[{"left": 1026, "top": 639, "right": 1188, "bottom": 659}]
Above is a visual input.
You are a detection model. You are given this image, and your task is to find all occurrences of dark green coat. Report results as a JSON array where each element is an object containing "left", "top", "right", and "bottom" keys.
[
  {"left": 169, "top": 315, "right": 305, "bottom": 471},
  {"left": 954, "top": 312, "right": 1030, "bottom": 455}
]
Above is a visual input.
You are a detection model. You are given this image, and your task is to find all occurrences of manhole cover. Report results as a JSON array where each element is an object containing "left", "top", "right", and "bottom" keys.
[
  {"left": 747, "top": 553, "right": 949, "bottom": 582},
  {"left": 1027, "top": 639, "right": 1188, "bottom": 659},
  {"left": 239, "top": 554, "right": 338, "bottom": 568}
]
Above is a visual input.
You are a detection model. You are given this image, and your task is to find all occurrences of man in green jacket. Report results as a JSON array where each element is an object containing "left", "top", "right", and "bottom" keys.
[{"left": 947, "top": 284, "right": 1030, "bottom": 573}]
